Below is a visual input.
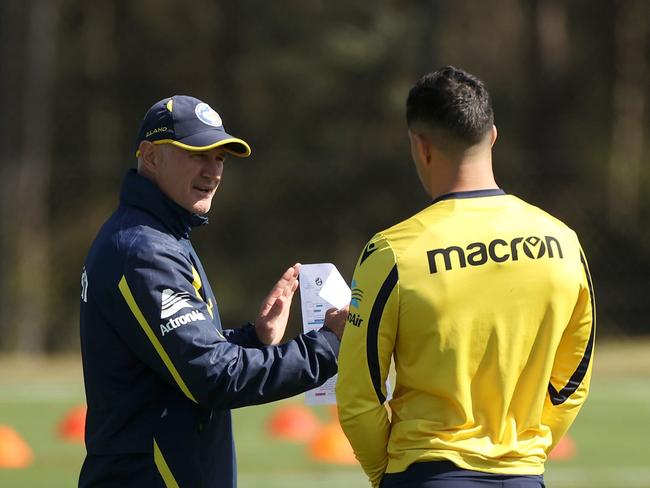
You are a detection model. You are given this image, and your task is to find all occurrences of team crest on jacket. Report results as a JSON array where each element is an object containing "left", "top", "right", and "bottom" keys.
[{"left": 161, "top": 289, "right": 192, "bottom": 319}]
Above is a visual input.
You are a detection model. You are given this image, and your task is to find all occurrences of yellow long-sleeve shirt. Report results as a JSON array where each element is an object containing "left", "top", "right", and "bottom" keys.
[{"left": 336, "top": 190, "right": 595, "bottom": 487}]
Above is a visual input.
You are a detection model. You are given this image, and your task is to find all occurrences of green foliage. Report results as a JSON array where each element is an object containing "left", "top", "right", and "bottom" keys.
[{"left": 0, "top": 1, "right": 648, "bottom": 351}]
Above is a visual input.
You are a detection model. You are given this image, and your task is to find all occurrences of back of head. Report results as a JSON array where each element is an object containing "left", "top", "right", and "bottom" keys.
[{"left": 406, "top": 66, "right": 494, "bottom": 146}]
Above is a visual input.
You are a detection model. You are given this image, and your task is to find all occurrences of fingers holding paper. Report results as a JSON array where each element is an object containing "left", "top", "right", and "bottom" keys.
[{"left": 324, "top": 306, "right": 348, "bottom": 340}]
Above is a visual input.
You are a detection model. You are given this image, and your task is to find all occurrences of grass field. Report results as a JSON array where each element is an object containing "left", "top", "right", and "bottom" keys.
[{"left": 0, "top": 340, "right": 648, "bottom": 488}]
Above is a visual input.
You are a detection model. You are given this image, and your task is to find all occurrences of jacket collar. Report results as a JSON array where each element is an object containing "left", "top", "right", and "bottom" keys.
[{"left": 120, "top": 169, "right": 208, "bottom": 239}]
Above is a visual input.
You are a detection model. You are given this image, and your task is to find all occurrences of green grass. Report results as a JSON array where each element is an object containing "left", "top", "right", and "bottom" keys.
[{"left": 0, "top": 340, "right": 648, "bottom": 487}]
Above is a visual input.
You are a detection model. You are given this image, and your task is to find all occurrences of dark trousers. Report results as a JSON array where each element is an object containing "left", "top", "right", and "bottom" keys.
[{"left": 381, "top": 461, "right": 545, "bottom": 488}]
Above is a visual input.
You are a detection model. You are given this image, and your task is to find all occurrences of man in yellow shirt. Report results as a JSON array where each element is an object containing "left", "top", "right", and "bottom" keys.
[{"left": 336, "top": 66, "right": 594, "bottom": 488}]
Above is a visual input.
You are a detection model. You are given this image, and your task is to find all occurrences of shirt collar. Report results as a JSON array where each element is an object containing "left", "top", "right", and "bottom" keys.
[
  {"left": 431, "top": 188, "right": 506, "bottom": 205},
  {"left": 119, "top": 169, "right": 208, "bottom": 239}
]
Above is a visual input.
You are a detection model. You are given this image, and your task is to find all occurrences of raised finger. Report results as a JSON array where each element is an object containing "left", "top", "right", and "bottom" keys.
[{"left": 282, "top": 278, "right": 299, "bottom": 297}]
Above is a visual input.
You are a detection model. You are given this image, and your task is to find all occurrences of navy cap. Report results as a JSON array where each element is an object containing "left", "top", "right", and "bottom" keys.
[{"left": 134, "top": 95, "right": 251, "bottom": 158}]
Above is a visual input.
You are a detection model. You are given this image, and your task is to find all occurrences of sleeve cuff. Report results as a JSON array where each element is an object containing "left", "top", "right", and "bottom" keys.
[{"left": 317, "top": 327, "right": 340, "bottom": 357}]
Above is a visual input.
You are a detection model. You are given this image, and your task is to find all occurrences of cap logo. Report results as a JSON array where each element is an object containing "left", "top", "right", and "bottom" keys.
[{"left": 195, "top": 103, "right": 222, "bottom": 127}]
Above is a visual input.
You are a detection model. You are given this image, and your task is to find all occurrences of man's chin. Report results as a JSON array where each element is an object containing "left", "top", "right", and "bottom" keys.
[
  {"left": 193, "top": 205, "right": 211, "bottom": 215},
  {"left": 187, "top": 198, "right": 213, "bottom": 215},
  {"left": 184, "top": 194, "right": 215, "bottom": 215}
]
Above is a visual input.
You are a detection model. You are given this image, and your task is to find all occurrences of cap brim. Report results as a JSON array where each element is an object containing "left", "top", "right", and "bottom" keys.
[
  {"left": 175, "top": 130, "right": 251, "bottom": 157},
  {"left": 135, "top": 130, "right": 252, "bottom": 158}
]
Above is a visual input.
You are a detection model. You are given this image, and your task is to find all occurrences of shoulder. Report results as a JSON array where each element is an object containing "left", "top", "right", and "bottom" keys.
[
  {"left": 506, "top": 195, "right": 580, "bottom": 241},
  {"left": 117, "top": 206, "right": 182, "bottom": 253},
  {"left": 89, "top": 205, "right": 186, "bottom": 271},
  {"left": 352, "top": 213, "right": 424, "bottom": 273},
  {"left": 381, "top": 210, "right": 428, "bottom": 239},
  {"left": 371, "top": 206, "right": 434, "bottom": 257}
]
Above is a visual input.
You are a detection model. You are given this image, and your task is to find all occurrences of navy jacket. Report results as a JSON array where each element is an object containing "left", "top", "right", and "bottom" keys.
[{"left": 79, "top": 170, "right": 340, "bottom": 487}]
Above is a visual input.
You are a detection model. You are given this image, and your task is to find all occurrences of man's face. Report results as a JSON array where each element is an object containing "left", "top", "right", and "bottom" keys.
[{"left": 152, "top": 144, "right": 226, "bottom": 214}]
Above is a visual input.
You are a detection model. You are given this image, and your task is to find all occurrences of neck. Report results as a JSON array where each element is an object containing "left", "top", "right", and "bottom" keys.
[{"left": 426, "top": 147, "right": 498, "bottom": 201}]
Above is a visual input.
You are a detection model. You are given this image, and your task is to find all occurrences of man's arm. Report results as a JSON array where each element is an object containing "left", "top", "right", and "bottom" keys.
[
  {"left": 222, "top": 264, "right": 346, "bottom": 347},
  {"left": 542, "top": 249, "right": 595, "bottom": 451},
  {"left": 222, "top": 323, "right": 264, "bottom": 347},
  {"left": 336, "top": 234, "right": 398, "bottom": 488},
  {"left": 111, "top": 241, "right": 339, "bottom": 409}
]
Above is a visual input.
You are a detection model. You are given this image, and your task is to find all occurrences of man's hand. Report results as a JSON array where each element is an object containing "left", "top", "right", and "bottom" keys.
[
  {"left": 255, "top": 264, "right": 300, "bottom": 345},
  {"left": 323, "top": 306, "right": 348, "bottom": 341}
]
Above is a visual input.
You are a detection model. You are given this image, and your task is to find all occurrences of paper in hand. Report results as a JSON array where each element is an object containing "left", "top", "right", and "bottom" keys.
[{"left": 299, "top": 263, "right": 350, "bottom": 404}]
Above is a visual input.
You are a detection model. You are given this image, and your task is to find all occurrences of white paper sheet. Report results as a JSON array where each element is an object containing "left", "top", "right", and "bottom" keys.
[{"left": 299, "top": 263, "right": 350, "bottom": 404}]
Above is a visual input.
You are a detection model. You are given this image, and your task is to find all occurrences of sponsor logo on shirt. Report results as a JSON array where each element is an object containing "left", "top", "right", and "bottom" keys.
[
  {"left": 161, "top": 288, "right": 192, "bottom": 319},
  {"left": 427, "top": 235, "right": 564, "bottom": 274},
  {"left": 160, "top": 309, "right": 206, "bottom": 336},
  {"left": 347, "top": 312, "right": 364, "bottom": 327},
  {"left": 359, "top": 242, "right": 377, "bottom": 266},
  {"left": 350, "top": 280, "right": 363, "bottom": 309}
]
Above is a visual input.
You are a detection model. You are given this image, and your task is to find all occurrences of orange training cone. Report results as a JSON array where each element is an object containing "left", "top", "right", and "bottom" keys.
[
  {"left": 267, "top": 404, "right": 321, "bottom": 442},
  {"left": 58, "top": 405, "right": 87, "bottom": 443},
  {"left": 328, "top": 404, "right": 339, "bottom": 421},
  {"left": 308, "top": 422, "right": 357, "bottom": 464},
  {"left": 548, "top": 434, "right": 577, "bottom": 460},
  {"left": 0, "top": 425, "right": 34, "bottom": 468}
]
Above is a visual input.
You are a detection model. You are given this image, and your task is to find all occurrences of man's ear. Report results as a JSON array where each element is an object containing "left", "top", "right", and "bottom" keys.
[
  {"left": 409, "top": 130, "right": 432, "bottom": 165},
  {"left": 490, "top": 125, "right": 498, "bottom": 147},
  {"left": 138, "top": 141, "right": 158, "bottom": 174}
]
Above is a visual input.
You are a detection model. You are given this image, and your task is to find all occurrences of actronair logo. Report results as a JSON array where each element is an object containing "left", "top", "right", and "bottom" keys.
[
  {"left": 350, "top": 280, "right": 363, "bottom": 309},
  {"left": 427, "top": 235, "right": 564, "bottom": 274},
  {"left": 160, "top": 310, "right": 206, "bottom": 336},
  {"left": 347, "top": 312, "right": 364, "bottom": 327},
  {"left": 161, "top": 288, "right": 192, "bottom": 319}
]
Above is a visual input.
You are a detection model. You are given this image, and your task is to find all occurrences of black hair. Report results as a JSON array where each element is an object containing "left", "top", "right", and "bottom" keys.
[{"left": 406, "top": 66, "right": 494, "bottom": 145}]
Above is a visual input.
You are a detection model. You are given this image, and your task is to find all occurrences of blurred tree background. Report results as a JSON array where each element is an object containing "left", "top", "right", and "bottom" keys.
[{"left": 0, "top": 0, "right": 648, "bottom": 354}]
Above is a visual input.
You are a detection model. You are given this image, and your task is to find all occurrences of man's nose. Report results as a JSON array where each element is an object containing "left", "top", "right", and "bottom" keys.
[{"left": 203, "top": 159, "right": 224, "bottom": 178}]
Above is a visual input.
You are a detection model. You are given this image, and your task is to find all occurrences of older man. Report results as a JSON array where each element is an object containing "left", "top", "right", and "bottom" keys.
[{"left": 79, "top": 95, "right": 346, "bottom": 487}]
